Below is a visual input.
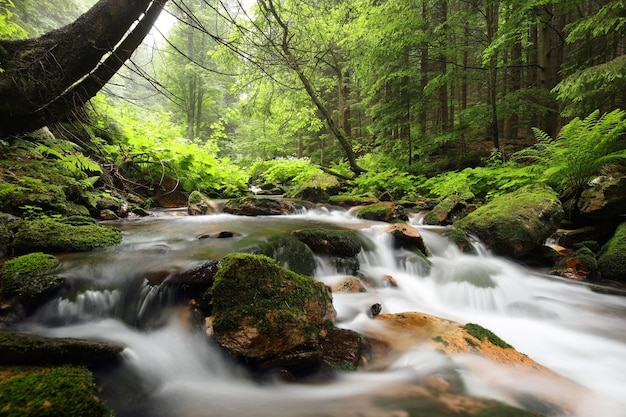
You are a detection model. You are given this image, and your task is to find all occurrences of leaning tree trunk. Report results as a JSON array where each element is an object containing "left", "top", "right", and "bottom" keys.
[{"left": 0, "top": 0, "right": 167, "bottom": 136}]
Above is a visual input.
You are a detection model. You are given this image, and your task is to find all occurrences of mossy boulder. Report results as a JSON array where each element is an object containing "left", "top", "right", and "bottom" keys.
[
  {"left": 210, "top": 253, "right": 336, "bottom": 358},
  {"left": 223, "top": 197, "right": 306, "bottom": 216},
  {"left": 354, "top": 201, "right": 408, "bottom": 223},
  {"left": 597, "top": 222, "right": 626, "bottom": 282},
  {"left": 0, "top": 365, "right": 113, "bottom": 417},
  {"left": 285, "top": 173, "right": 341, "bottom": 203},
  {"left": 188, "top": 190, "right": 219, "bottom": 216},
  {"left": 329, "top": 195, "right": 379, "bottom": 207},
  {"left": 0, "top": 332, "right": 123, "bottom": 367},
  {"left": 431, "top": 194, "right": 470, "bottom": 225},
  {"left": 551, "top": 246, "right": 598, "bottom": 281},
  {"left": 0, "top": 177, "right": 69, "bottom": 217},
  {"left": 1, "top": 253, "right": 64, "bottom": 310},
  {"left": 290, "top": 228, "right": 363, "bottom": 257},
  {"left": 11, "top": 218, "right": 122, "bottom": 254},
  {"left": 454, "top": 185, "right": 563, "bottom": 258},
  {"left": 578, "top": 174, "right": 626, "bottom": 220}
]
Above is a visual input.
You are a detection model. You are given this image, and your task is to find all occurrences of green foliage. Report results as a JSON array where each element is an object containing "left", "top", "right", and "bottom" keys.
[
  {"left": 513, "top": 109, "right": 626, "bottom": 197},
  {"left": 249, "top": 158, "right": 323, "bottom": 190},
  {"left": 35, "top": 139, "right": 102, "bottom": 177},
  {"left": 89, "top": 95, "right": 248, "bottom": 197},
  {"left": 417, "top": 163, "right": 537, "bottom": 202},
  {"left": 0, "top": 0, "right": 26, "bottom": 40}
]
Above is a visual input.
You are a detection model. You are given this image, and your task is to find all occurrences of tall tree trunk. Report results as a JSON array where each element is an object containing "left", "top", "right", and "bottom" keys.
[
  {"left": 486, "top": 0, "right": 500, "bottom": 151},
  {"left": 257, "top": 0, "right": 364, "bottom": 174},
  {"left": 0, "top": 0, "right": 167, "bottom": 135}
]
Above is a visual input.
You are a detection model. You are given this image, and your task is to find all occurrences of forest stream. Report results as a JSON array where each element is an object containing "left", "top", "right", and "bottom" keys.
[{"left": 16, "top": 205, "right": 626, "bottom": 417}]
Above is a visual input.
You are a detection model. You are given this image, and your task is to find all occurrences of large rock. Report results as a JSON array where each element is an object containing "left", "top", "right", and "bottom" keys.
[
  {"left": 285, "top": 172, "right": 340, "bottom": 203},
  {"left": 11, "top": 218, "right": 122, "bottom": 254},
  {"left": 454, "top": 185, "right": 563, "bottom": 258},
  {"left": 0, "top": 331, "right": 123, "bottom": 367},
  {"left": 360, "top": 312, "right": 586, "bottom": 416},
  {"left": 597, "top": 222, "right": 626, "bottom": 282},
  {"left": 1, "top": 252, "right": 64, "bottom": 312},
  {"left": 578, "top": 174, "right": 626, "bottom": 219},
  {"left": 290, "top": 228, "right": 363, "bottom": 257},
  {"left": 210, "top": 253, "right": 336, "bottom": 358},
  {"left": 223, "top": 197, "right": 305, "bottom": 216},
  {"left": 354, "top": 201, "right": 408, "bottom": 223},
  {"left": 187, "top": 190, "right": 219, "bottom": 215},
  {"left": 382, "top": 223, "right": 427, "bottom": 255}
]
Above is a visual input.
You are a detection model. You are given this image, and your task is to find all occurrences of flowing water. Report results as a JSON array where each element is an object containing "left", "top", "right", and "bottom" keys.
[{"left": 19, "top": 207, "right": 626, "bottom": 416}]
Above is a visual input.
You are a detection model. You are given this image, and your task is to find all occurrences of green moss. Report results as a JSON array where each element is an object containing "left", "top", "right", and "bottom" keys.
[
  {"left": 188, "top": 190, "right": 209, "bottom": 205},
  {"left": 355, "top": 202, "right": 408, "bottom": 222},
  {"left": 1, "top": 253, "right": 60, "bottom": 297},
  {"left": 211, "top": 253, "right": 333, "bottom": 338},
  {"left": 598, "top": 222, "right": 626, "bottom": 282},
  {"left": 464, "top": 323, "right": 513, "bottom": 349},
  {"left": 0, "top": 365, "right": 113, "bottom": 417},
  {"left": 454, "top": 184, "right": 563, "bottom": 257},
  {"left": 291, "top": 228, "right": 363, "bottom": 257},
  {"left": 329, "top": 195, "right": 379, "bottom": 206},
  {"left": 421, "top": 211, "right": 441, "bottom": 225},
  {"left": 12, "top": 219, "right": 121, "bottom": 253}
]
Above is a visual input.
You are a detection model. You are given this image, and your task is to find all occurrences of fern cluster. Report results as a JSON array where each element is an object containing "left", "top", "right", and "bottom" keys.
[{"left": 513, "top": 109, "right": 626, "bottom": 198}]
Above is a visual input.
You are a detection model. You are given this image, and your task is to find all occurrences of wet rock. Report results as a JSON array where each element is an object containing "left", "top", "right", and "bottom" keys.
[
  {"left": 291, "top": 228, "right": 363, "bottom": 257},
  {"left": 430, "top": 194, "right": 469, "bottom": 225},
  {"left": 330, "top": 276, "right": 367, "bottom": 293},
  {"left": 253, "top": 328, "right": 362, "bottom": 381},
  {"left": 99, "top": 208, "right": 118, "bottom": 220},
  {"left": 383, "top": 223, "right": 427, "bottom": 255},
  {"left": 155, "top": 175, "right": 188, "bottom": 208},
  {"left": 597, "top": 222, "right": 626, "bottom": 282},
  {"left": 454, "top": 185, "right": 563, "bottom": 258},
  {"left": 329, "top": 195, "right": 379, "bottom": 207},
  {"left": 188, "top": 190, "right": 219, "bottom": 215},
  {"left": 0, "top": 331, "right": 123, "bottom": 367},
  {"left": 354, "top": 202, "right": 408, "bottom": 223},
  {"left": 551, "top": 246, "right": 598, "bottom": 280},
  {"left": 1, "top": 252, "right": 65, "bottom": 312},
  {"left": 210, "top": 253, "right": 336, "bottom": 358},
  {"left": 442, "top": 228, "right": 476, "bottom": 254},
  {"left": 11, "top": 218, "right": 122, "bottom": 254},
  {"left": 223, "top": 197, "right": 305, "bottom": 216},
  {"left": 358, "top": 312, "right": 585, "bottom": 416},
  {"left": 285, "top": 172, "right": 340, "bottom": 203},
  {"left": 578, "top": 174, "right": 626, "bottom": 220}
]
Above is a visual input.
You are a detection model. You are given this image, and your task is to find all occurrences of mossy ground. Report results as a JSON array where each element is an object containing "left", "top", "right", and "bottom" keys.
[{"left": 0, "top": 365, "right": 113, "bottom": 417}]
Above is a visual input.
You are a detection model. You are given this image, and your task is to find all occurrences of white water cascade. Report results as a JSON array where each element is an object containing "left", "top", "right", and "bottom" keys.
[{"left": 24, "top": 208, "right": 626, "bottom": 417}]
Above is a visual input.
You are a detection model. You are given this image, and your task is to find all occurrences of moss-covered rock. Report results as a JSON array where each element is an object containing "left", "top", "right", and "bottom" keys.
[
  {"left": 210, "top": 253, "right": 336, "bottom": 358},
  {"left": 0, "top": 332, "right": 123, "bottom": 367},
  {"left": 597, "top": 222, "right": 626, "bottom": 282},
  {"left": 1, "top": 252, "right": 60, "bottom": 297},
  {"left": 285, "top": 172, "right": 340, "bottom": 203},
  {"left": 454, "top": 185, "right": 563, "bottom": 258},
  {"left": 11, "top": 219, "right": 122, "bottom": 254},
  {"left": 187, "top": 190, "right": 219, "bottom": 215},
  {"left": 290, "top": 228, "right": 363, "bottom": 257},
  {"left": 329, "top": 195, "right": 379, "bottom": 207},
  {"left": 223, "top": 197, "right": 306, "bottom": 216},
  {"left": 354, "top": 202, "right": 408, "bottom": 223},
  {"left": 421, "top": 210, "right": 442, "bottom": 226},
  {"left": 431, "top": 194, "right": 470, "bottom": 225},
  {"left": 551, "top": 246, "right": 598, "bottom": 281},
  {"left": 0, "top": 365, "right": 113, "bottom": 417}
]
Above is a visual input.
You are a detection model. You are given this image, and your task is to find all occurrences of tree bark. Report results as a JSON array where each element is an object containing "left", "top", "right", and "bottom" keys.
[{"left": 0, "top": 0, "right": 167, "bottom": 135}]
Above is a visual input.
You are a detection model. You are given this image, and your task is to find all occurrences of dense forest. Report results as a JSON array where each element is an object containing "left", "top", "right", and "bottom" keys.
[{"left": 1, "top": 0, "right": 625, "bottom": 203}]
